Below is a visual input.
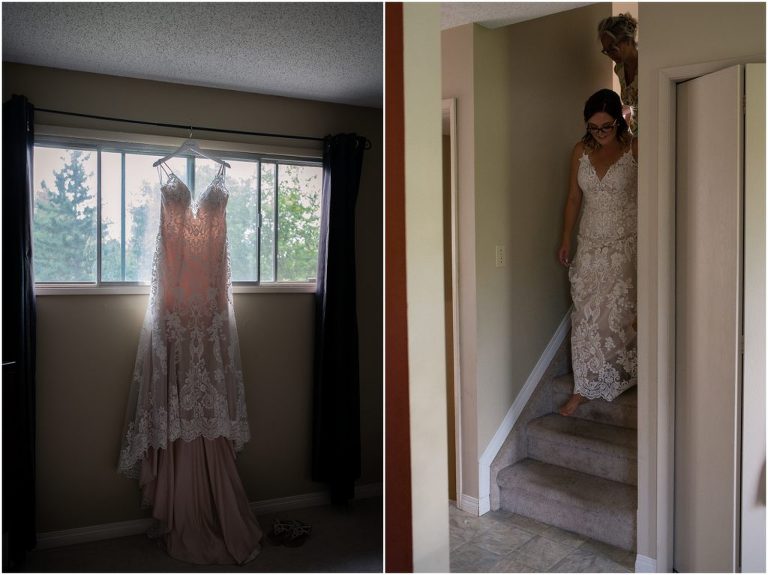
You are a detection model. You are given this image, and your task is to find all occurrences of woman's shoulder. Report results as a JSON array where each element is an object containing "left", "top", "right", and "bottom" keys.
[
  {"left": 573, "top": 141, "right": 586, "bottom": 158},
  {"left": 630, "top": 136, "right": 638, "bottom": 159}
]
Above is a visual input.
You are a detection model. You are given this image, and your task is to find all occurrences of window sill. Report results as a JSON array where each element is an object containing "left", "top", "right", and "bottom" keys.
[{"left": 34, "top": 284, "right": 317, "bottom": 296}]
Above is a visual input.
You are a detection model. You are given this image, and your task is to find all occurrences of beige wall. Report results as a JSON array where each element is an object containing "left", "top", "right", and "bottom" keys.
[
  {"left": 442, "top": 3, "right": 611, "bottom": 501},
  {"left": 472, "top": 2, "right": 611, "bottom": 455},
  {"left": 404, "top": 3, "right": 450, "bottom": 571},
  {"left": 441, "top": 23, "right": 480, "bottom": 501},
  {"left": 3, "top": 63, "right": 382, "bottom": 532},
  {"left": 443, "top": 134, "right": 457, "bottom": 502},
  {"left": 636, "top": 2, "right": 765, "bottom": 566}
]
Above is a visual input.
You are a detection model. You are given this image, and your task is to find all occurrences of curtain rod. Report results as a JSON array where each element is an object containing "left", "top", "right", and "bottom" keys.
[{"left": 34, "top": 107, "right": 329, "bottom": 144}]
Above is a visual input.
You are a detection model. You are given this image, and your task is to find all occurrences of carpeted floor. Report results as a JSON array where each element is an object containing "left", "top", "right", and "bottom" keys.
[{"left": 23, "top": 497, "right": 382, "bottom": 572}]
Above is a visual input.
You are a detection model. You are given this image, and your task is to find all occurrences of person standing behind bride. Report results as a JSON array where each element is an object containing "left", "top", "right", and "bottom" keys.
[
  {"left": 557, "top": 89, "right": 638, "bottom": 416},
  {"left": 598, "top": 13, "right": 638, "bottom": 134}
]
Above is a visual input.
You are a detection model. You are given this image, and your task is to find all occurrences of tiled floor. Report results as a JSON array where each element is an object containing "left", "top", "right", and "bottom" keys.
[{"left": 449, "top": 504, "right": 635, "bottom": 573}]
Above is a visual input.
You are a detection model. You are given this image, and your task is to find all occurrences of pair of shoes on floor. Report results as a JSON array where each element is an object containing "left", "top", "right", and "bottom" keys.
[{"left": 267, "top": 519, "right": 312, "bottom": 547}]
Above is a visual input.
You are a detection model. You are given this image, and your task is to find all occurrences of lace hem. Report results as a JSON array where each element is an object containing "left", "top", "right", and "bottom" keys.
[
  {"left": 573, "top": 376, "right": 637, "bottom": 402},
  {"left": 118, "top": 425, "right": 251, "bottom": 479}
]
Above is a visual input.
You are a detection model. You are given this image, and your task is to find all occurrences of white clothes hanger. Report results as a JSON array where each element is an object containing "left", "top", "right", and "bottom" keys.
[{"left": 153, "top": 127, "right": 231, "bottom": 168}]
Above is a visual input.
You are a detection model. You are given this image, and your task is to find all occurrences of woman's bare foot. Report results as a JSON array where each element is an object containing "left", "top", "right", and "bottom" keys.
[{"left": 559, "top": 393, "right": 588, "bottom": 416}]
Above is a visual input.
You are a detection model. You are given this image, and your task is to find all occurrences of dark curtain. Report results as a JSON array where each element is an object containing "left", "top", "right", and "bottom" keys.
[
  {"left": 312, "top": 133, "right": 366, "bottom": 504},
  {"left": 2, "top": 95, "right": 37, "bottom": 570}
]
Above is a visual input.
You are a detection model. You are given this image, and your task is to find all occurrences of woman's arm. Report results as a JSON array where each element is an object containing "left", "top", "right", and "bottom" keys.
[{"left": 558, "top": 143, "right": 584, "bottom": 267}]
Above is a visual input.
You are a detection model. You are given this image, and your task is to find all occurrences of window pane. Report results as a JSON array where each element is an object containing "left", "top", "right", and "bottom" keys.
[
  {"left": 124, "top": 154, "right": 164, "bottom": 282},
  {"left": 100, "top": 152, "right": 122, "bottom": 281},
  {"left": 260, "top": 163, "right": 276, "bottom": 282},
  {"left": 34, "top": 141, "right": 321, "bottom": 286},
  {"left": 33, "top": 146, "right": 97, "bottom": 282},
  {"left": 197, "top": 158, "right": 260, "bottom": 282},
  {"left": 102, "top": 153, "right": 181, "bottom": 283},
  {"left": 276, "top": 164, "right": 322, "bottom": 283}
]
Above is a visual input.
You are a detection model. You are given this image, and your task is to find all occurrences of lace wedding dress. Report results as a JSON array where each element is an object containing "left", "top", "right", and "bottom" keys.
[
  {"left": 118, "top": 162, "right": 262, "bottom": 564},
  {"left": 569, "top": 149, "right": 637, "bottom": 401}
]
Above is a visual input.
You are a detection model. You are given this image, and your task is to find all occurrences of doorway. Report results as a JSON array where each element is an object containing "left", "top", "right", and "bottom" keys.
[
  {"left": 672, "top": 62, "right": 765, "bottom": 573},
  {"left": 674, "top": 64, "right": 743, "bottom": 573}
]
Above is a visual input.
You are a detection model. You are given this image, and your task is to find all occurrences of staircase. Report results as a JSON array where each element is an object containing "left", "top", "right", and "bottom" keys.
[{"left": 495, "top": 372, "right": 638, "bottom": 551}]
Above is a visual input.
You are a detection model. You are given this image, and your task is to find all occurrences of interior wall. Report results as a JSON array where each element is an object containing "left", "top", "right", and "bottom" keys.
[
  {"left": 403, "top": 3, "right": 450, "bottom": 571},
  {"left": 441, "top": 23, "right": 480, "bottom": 501},
  {"left": 635, "top": 2, "right": 765, "bottom": 566},
  {"left": 442, "top": 133, "right": 457, "bottom": 502},
  {"left": 3, "top": 62, "right": 383, "bottom": 533},
  {"left": 441, "top": 2, "right": 612, "bottom": 504},
  {"left": 471, "top": 2, "right": 611, "bottom": 457}
]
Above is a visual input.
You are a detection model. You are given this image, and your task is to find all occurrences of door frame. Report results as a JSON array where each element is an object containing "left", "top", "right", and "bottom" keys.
[
  {"left": 741, "top": 63, "right": 766, "bottom": 574},
  {"left": 441, "top": 97, "right": 463, "bottom": 509},
  {"left": 651, "top": 55, "right": 764, "bottom": 572}
]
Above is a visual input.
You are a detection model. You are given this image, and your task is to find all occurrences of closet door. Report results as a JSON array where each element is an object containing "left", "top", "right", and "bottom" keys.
[{"left": 674, "top": 64, "right": 743, "bottom": 573}]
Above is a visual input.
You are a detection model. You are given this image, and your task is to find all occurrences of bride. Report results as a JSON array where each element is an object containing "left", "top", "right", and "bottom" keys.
[{"left": 557, "top": 89, "right": 638, "bottom": 416}]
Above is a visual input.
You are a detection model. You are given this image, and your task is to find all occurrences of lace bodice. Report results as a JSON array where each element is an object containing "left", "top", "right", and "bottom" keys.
[
  {"left": 569, "top": 147, "right": 638, "bottom": 402},
  {"left": 157, "top": 172, "right": 230, "bottom": 307},
  {"left": 118, "top": 164, "right": 249, "bottom": 479},
  {"left": 576, "top": 150, "right": 637, "bottom": 245},
  {"left": 163, "top": 171, "right": 228, "bottom": 214}
]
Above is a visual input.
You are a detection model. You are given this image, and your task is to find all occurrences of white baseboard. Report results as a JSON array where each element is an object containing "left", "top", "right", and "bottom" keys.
[
  {"left": 36, "top": 482, "right": 382, "bottom": 550},
  {"left": 457, "top": 493, "right": 489, "bottom": 516},
  {"left": 478, "top": 496, "right": 490, "bottom": 516},
  {"left": 635, "top": 554, "right": 657, "bottom": 572},
  {"left": 250, "top": 481, "right": 382, "bottom": 515},
  {"left": 477, "top": 308, "right": 572, "bottom": 509},
  {"left": 249, "top": 490, "right": 329, "bottom": 515},
  {"left": 36, "top": 518, "right": 155, "bottom": 550},
  {"left": 459, "top": 494, "right": 479, "bottom": 516}
]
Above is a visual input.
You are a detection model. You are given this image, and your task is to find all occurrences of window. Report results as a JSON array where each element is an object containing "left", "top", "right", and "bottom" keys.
[{"left": 32, "top": 139, "right": 322, "bottom": 287}]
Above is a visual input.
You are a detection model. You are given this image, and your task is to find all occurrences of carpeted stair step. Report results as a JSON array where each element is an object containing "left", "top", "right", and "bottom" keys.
[
  {"left": 498, "top": 458, "right": 636, "bottom": 551},
  {"left": 552, "top": 373, "right": 637, "bottom": 429},
  {"left": 527, "top": 414, "right": 637, "bottom": 485}
]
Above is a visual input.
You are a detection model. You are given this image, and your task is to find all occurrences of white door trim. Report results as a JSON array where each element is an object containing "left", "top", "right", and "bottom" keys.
[
  {"left": 651, "top": 54, "right": 763, "bottom": 572},
  {"left": 740, "top": 62, "right": 766, "bottom": 574},
  {"left": 442, "top": 97, "right": 463, "bottom": 510}
]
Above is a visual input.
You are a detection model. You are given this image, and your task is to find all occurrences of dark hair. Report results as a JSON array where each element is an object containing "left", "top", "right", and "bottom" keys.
[
  {"left": 597, "top": 12, "right": 638, "bottom": 45},
  {"left": 581, "top": 89, "right": 631, "bottom": 151}
]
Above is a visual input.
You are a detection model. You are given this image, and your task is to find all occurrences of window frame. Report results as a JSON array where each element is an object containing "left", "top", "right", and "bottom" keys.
[{"left": 33, "top": 133, "right": 322, "bottom": 295}]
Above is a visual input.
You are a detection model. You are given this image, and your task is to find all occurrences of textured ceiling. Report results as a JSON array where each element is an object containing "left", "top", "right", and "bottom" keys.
[
  {"left": 442, "top": 2, "right": 596, "bottom": 30},
  {"left": 2, "top": 2, "right": 383, "bottom": 108}
]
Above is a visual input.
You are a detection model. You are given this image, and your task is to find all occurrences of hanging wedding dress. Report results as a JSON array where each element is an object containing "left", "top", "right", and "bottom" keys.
[
  {"left": 569, "top": 149, "right": 638, "bottom": 401},
  {"left": 118, "top": 162, "right": 262, "bottom": 564}
]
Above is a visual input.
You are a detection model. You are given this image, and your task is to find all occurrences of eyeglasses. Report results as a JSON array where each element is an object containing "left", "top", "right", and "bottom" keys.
[
  {"left": 587, "top": 121, "right": 617, "bottom": 135},
  {"left": 600, "top": 38, "right": 624, "bottom": 56}
]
